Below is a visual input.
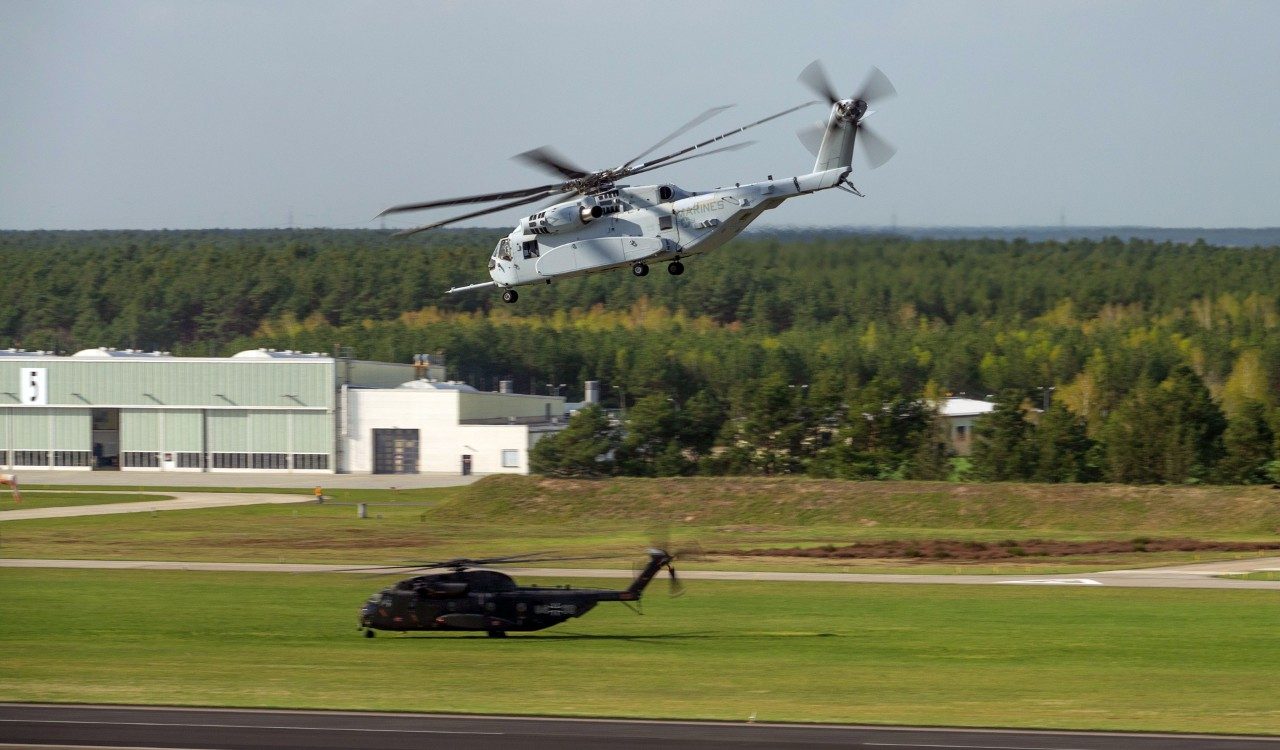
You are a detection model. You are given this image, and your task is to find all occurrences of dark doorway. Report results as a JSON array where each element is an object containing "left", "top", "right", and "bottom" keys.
[
  {"left": 372, "top": 429, "right": 419, "bottom": 474},
  {"left": 91, "top": 408, "right": 120, "bottom": 470},
  {"left": 461, "top": 454, "right": 472, "bottom": 476}
]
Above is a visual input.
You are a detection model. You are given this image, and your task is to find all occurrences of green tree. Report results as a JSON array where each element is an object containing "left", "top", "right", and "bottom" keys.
[
  {"left": 1217, "top": 400, "right": 1275, "bottom": 484},
  {"left": 971, "top": 393, "right": 1036, "bottom": 481},
  {"left": 1101, "top": 380, "right": 1168, "bottom": 483},
  {"left": 617, "top": 394, "right": 685, "bottom": 476},
  {"left": 530, "top": 405, "right": 617, "bottom": 477},
  {"left": 1031, "top": 402, "right": 1098, "bottom": 482},
  {"left": 1159, "top": 365, "right": 1227, "bottom": 482}
]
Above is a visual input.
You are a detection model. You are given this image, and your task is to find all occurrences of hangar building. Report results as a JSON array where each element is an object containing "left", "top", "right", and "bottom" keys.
[{"left": 0, "top": 348, "right": 564, "bottom": 475}]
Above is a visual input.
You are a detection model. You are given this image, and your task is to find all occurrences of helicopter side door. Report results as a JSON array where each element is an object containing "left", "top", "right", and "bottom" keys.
[{"left": 535, "top": 236, "right": 667, "bottom": 277}]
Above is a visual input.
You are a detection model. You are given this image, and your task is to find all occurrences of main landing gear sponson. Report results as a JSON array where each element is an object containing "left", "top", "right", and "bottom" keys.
[
  {"left": 632, "top": 263, "right": 649, "bottom": 277},
  {"left": 668, "top": 260, "right": 684, "bottom": 275},
  {"left": 502, "top": 289, "right": 518, "bottom": 303}
]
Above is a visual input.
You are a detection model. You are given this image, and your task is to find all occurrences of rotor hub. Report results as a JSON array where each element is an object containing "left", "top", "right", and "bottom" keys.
[{"left": 839, "top": 99, "right": 869, "bottom": 122}]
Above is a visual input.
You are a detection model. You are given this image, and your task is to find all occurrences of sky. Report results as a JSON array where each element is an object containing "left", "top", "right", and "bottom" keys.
[{"left": 2, "top": 0, "right": 1278, "bottom": 231}]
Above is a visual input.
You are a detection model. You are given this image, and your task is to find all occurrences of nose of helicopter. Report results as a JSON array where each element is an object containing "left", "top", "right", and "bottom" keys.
[{"left": 359, "top": 598, "right": 379, "bottom": 626}]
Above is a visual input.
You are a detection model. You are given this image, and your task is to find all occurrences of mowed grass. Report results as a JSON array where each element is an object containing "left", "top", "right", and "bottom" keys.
[
  {"left": 1221, "top": 571, "right": 1280, "bottom": 581},
  {"left": 2, "top": 476, "right": 1278, "bottom": 573},
  {"left": 0, "top": 569, "right": 1277, "bottom": 733},
  {"left": 0, "top": 491, "right": 173, "bottom": 510}
]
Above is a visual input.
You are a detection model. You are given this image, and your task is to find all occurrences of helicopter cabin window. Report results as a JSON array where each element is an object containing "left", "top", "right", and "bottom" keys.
[
  {"left": 658, "top": 215, "right": 674, "bottom": 231},
  {"left": 521, "top": 240, "right": 540, "bottom": 259}
]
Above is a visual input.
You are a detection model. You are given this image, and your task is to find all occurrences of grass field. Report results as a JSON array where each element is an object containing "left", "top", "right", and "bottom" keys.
[
  {"left": 1, "top": 476, "right": 1277, "bottom": 574},
  {"left": 0, "top": 491, "right": 173, "bottom": 510},
  {"left": 1220, "top": 571, "right": 1280, "bottom": 581},
  {"left": 0, "top": 568, "right": 1276, "bottom": 733}
]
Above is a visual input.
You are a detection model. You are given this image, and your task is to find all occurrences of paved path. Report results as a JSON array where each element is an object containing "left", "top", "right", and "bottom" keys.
[
  {"left": 0, "top": 491, "right": 316, "bottom": 521},
  {"left": 12, "top": 469, "right": 482, "bottom": 489},
  {"left": 4, "top": 556, "right": 1278, "bottom": 590},
  {"left": 2, "top": 705, "right": 1277, "bottom": 750}
]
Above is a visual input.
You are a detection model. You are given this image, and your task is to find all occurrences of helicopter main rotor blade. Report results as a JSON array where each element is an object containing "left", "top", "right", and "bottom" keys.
[
  {"left": 620, "top": 104, "right": 734, "bottom": 170},
  {"left": 626, "top": 141, "right": 756, "bottom": 177},
  {"left": 377, "top": 182, "right": 567, "bottom": 217},
  {"left": 627, "top": 101, "right": 817, "bottom": 175},
  {"left": 798, "top": 59, "right": 840, "bottom": 105},
  {"left": 858, "top": 123, "right": 897, "bottom": 169},
  {"left": 393, "top": 189, "right": 564, "bottom": 237},
  {"left": 853, "top": 65, "right": 897, "bottom": 106},
  {"left": 513, "top": 146, "right": 590, "bottom": 180}
]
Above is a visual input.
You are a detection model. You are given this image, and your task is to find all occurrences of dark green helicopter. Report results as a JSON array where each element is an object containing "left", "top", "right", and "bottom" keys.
[{"left": 357, "top": 549, "right": 680, "bottom": 638}]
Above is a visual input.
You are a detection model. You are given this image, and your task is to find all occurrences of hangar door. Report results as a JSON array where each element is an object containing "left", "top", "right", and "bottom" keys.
[{"left": 372, "top": 428, "right": 418, "bottom": 474}]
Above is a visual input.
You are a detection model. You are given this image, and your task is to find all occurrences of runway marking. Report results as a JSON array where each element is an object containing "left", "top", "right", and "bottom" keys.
[
  {"left": 0, "top": 744, "right": 205, "bottom": 750},
  {"left": 0, "top": 718, "right": 502, "bottom": 735},
  {"left": 860, "top": 737, "right": 1090, "bottom": 742},
  {"left": 998, "top": 579, "right": 1102, "bottom": 586}
]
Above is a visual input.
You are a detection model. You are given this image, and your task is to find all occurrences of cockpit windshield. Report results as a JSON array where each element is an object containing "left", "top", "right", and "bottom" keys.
[{"left": 495, "top": 238, "right": 513, "bottom": 261}]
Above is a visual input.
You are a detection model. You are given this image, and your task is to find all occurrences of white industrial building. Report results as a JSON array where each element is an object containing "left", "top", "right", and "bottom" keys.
[
  {"left": 938, "top": 397, "right": 995, "bottom": 456},
  {"left": 345, "top": 381, "right": 565, "bottom": 474},
  {"left": 0, "top": 348, "right": 566, "bottom": 475}
]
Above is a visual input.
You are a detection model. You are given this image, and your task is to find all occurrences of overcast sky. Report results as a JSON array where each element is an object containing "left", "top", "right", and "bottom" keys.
[{"left": 2, "top": 0, "right": 1277, "bottom": 231}]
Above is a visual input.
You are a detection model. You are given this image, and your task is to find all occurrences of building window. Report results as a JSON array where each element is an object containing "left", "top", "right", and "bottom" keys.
[
  {"left": 176, "top": 453, "right": 202, "bottom": 469},
  {"left": 212, "top": 453, "right": 247, "bottom": 469},
  {"left": 250, "top": 453, "right": 288, "bottom": 470},
  {"left": 293, "top": 454, "right": 329, "bottom": 470},
  {"left": 54, "top": 451, "right": 93, "bottom": 467},
  {"left": 501, "top": 449, "right": 519, "bottom": 468},
  {"left": 956, "top": 425, "right": 967, "bottom": 439},
  {"left": 122, "top": 451, "right": 160, "bottom": 468},
  {"left": 13, "top": 450, "right": 47, "bottom": 466}
]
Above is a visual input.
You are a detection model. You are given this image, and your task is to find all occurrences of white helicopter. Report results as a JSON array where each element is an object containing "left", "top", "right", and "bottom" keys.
[{"left": 379, "top": 61, "right": 897, "bottom": 303}]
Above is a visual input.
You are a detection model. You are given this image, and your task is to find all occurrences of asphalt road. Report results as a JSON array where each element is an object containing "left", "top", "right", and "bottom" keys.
[
  {"left": 5, "top": 470, "right": 481, "bottom": 489},
  {"left": 4, "top": 556, "right": 1279, "bottom": 590},
  {"left": 0, "top": 492, "right": 316, "bottom": 521},
  {"left": 2, "top": 705, "right": 1277, "bottom": 750}
]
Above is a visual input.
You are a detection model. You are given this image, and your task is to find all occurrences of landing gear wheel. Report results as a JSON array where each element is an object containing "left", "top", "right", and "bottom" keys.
[
  {"left": 632, "top": 263, "right": 649, "bottom": 277},
  {"left": 364, "top": 629, "right": 375, "bottom": 638},
  {"left": 501, "top": 289, "right": 518, "bottom": 304},
  {"left": 668, "top": 261, "right": 685, "bottom": 276},
  {"left": 487, "top": 630, "right": 508, "bottom": 638}
]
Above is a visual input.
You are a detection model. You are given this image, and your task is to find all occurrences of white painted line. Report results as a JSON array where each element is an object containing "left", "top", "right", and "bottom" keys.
[
  {"left": 0, "top": 744, "right": 204, "bottom": 750},
  {"left": 0, "top": 718, "right": 502, "bottom": 735},
  {"left": 865, "top": 737, "right": 1085, "bottom": 742},
  {"left": 998, "top": 579, "right": 1103, "bottom": 586}
]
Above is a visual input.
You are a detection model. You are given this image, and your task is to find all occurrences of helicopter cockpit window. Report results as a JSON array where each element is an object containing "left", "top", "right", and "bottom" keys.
[
  {"left": 522, "top": 240, "right": 540, "bottom": 259},
  {"left": 497, "top": 238, "right": 512, "bottom": 261}
]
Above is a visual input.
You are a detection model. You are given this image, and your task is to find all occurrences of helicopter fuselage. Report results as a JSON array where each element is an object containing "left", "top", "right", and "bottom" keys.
[
  {"left": 480, "top": 167, "right": 849, "bottom": 292},
  {"left": 359, "top": 550, "right": 673, "bottom": 637}
]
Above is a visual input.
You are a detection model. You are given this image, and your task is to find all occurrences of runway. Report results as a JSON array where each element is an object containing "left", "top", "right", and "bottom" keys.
[
  {"left": 0, "top": 492, "right": 316, "bottom": 522},
  {"left": 4, "top": 556, "right": 1279, "bottom": 590},
  {"left": 2, "top": 705, "right": 1276, "bottom": 750}
]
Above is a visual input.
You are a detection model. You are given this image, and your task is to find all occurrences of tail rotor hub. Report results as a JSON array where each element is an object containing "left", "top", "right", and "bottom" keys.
[{"left": 840, "top": 99, "right": 869, "bottom": 122}]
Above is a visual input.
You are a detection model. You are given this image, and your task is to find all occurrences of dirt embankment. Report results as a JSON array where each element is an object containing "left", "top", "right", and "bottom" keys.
[{"left": 717, "top": 538, "right": 1280, "bottom": 561}]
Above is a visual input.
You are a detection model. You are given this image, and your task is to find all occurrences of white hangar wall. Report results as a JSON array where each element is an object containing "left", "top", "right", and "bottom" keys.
[{"left": 343, "top": 385, "right": 564, "bottom": 475}]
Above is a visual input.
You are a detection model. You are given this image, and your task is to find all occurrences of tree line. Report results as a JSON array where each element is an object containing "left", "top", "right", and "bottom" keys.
[{"left": 2, "top": 228, "right": 1278, "bottom": 483}]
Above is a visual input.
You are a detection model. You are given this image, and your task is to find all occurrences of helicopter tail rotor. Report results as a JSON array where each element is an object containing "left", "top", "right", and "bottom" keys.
[
  {"left": 797, "top": 60, "right": 898, "bottom": 170},
  {"left": 667, "top": 561, "right": 685, "bottom": 598}
]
